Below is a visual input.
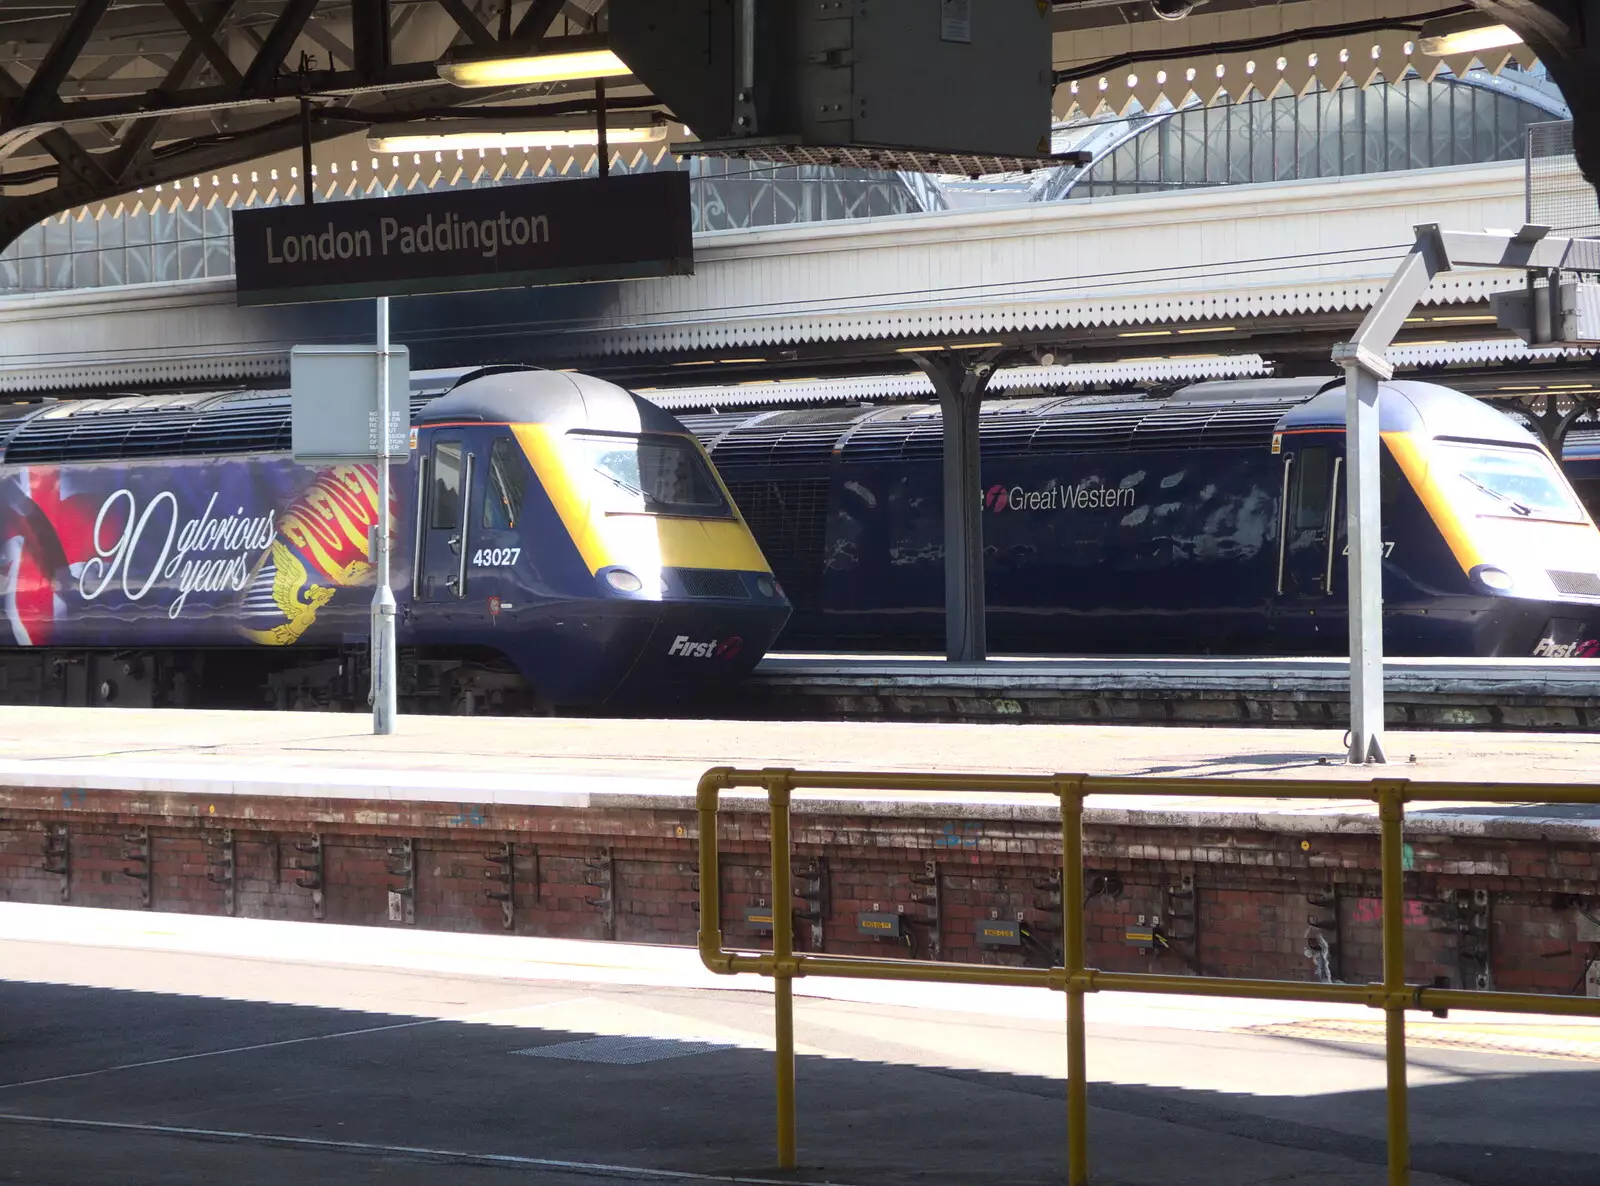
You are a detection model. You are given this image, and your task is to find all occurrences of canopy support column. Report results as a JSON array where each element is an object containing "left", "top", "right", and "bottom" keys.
[{"left": 911, "top": 350, "right": 1004, "bottom": 663}]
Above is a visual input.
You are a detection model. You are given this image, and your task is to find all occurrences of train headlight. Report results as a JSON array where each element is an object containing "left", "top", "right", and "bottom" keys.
[
  {"left": 756, "top": 576, "right": 776, "bottom": 598},
  {"left": 1473, "top": 565, "right": 1515, "bottom": 592},
  {"left": 605, "top": 568, "right": 644, "bottom": 593}
]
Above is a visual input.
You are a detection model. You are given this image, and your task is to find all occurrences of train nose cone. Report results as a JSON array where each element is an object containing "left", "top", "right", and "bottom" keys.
[{"left": 626, "top": 601, "right": 790, "bottom": 696}]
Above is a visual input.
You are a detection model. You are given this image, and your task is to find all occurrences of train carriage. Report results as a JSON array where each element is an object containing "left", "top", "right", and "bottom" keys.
[
  {"left": 0, "top": 367, "right": 789, "bottom": 710},
  {"left": 691, "top": 377, "right": 1600, "bottom": 659}
]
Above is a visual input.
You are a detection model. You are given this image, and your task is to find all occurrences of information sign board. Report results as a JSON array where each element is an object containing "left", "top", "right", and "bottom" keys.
[{"left": 290, "top": 345, "right": 411, "bottom": 463}]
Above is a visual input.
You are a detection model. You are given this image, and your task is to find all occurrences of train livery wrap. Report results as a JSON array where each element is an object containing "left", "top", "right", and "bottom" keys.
[
  {"left": 3, "top": 458, "right": 373, "bottom": 647},
  {"left": 0, "top": 369, "right": 789, "bottom": 710},
  {"left": 688, "top": 378, "right": 1600, "bottom": 659}
]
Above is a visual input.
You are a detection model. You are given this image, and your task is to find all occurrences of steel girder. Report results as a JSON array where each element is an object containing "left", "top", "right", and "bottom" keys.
[
  {"left": 0, "top": 0, "right": 611, "bottom": 252},
  {"left": 1475, "top": 2, "right": 1600, "bottom": 189}
]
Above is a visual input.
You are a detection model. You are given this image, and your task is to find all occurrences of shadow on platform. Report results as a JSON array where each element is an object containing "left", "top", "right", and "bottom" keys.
[{"left": 0, "top": 978, "right": 1596, "bottom": 1186}]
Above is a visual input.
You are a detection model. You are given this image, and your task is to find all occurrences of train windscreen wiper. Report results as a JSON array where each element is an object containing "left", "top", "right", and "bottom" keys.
[
  {"left": 595, "top": 467, "right": 648, "bottom": 500},
  {"left": 1461, "top": 473, "right": 1531, "bottom": 517}
]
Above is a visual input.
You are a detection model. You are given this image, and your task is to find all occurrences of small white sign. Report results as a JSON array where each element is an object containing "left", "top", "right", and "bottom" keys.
[
  {"left": 941, "top": 0, "right": 972, "bottom": 43},
  {"left": 388, "top": 890, "right": 404, "bottom": 922}
]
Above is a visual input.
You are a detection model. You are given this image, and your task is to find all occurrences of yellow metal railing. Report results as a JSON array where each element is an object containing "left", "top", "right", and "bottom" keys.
[{"left": 694, "top": 768, "right": 1600, "bottom": 1186}]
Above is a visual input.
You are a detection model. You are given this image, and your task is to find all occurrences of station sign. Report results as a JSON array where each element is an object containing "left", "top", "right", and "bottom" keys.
[{"left": 232, "top": 171, "right": 693, "bottom": 306}]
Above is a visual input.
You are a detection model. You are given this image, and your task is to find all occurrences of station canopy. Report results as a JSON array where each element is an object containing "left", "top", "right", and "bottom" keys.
[{"left": 0, "top": 1, "right": 1562, "bottom": 255}]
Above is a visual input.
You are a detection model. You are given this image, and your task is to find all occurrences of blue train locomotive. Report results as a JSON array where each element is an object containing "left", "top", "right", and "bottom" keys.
[
  {"left": 687, "top": 377, "right": 1600, "bottom": 658},
  {"left": 0, "top": 367, "right": 789, "bottom": 710}
]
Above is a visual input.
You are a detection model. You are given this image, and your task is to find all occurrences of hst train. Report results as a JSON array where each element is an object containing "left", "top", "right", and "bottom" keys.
[
  {"left": 686, "top": 377, "right": 1600, "bottom": 658},
  {"left": 0, "top": 367, "right": 789, "bottom": 710}
]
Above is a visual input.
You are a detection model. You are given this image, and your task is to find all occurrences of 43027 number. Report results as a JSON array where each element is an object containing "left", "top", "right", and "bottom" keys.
[{"left": 472, "top": 547, "right": 522, "bottom": 567}]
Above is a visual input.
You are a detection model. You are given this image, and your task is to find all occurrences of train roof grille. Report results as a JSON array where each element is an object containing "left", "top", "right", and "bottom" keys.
[
  {"left": 980, "top": 414, "right": 1042, "bottom": 452},
  {"left": 1026, "top": 408, "right": 1146, "bottom": 452},
  {"left": 1, "top": 388, "right": 446, "bottom": 464},
  {"left": 703, "top": 408, "right": 874, "bottom": 466},
  {"left": 1196, "top": 400, "right": 1303, "bottom": 448}
]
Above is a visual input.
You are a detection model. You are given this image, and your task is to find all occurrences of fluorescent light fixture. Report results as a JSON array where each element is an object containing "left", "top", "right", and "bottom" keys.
[
  {"left": 366, "top": 115, "right": 667, "bottom": 154},
  {"left": 956, "top": 341, "right": 1004, "bottom": 349},
  {"left": 439, "top": 48, "right": 631, "bottom": 88},
  {"left": 670, "top": 360, "right": 719, "bottom": 368},
  {"left": 894, "top": 345, "right": 946, "bottom": 353},
  {"left": 1117, "top": 330, "right": 1172, "bottom": 338},
  {"left": 1417, "top": 13, "right": 1523, "bottom": 57},
  {"left": 1177, "top": 326, "right": 1236, "bottom": 335},
  {"left": 718, "top": 357, "right": 767, "bottom": 364}
]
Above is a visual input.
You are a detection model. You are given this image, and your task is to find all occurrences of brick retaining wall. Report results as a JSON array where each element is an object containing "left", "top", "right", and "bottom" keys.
[{"left": 1, "top": 786, "right": 1595, "bottom": 996}]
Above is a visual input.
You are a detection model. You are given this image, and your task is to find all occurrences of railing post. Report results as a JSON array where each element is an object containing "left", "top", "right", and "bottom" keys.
[
  {"left": 695, "top": 770, "right": 729, "bottom": 973},
  {"left": 1059, "top": 776, "right": 1089, "bottom": 1186},
  {"left": 767, "top": 769, "right": 798, "bottom": 1170},
  {"left": 1377, "top": 780, "right": 1411, "bottom": 1186}
]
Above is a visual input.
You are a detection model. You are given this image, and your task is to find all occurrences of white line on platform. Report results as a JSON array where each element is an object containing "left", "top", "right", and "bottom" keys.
[
  {"left": 0, "top": 995, "right": 590, "bottom": 1093},
  {"left": 0, "top": 1113, "right": 856, "bottom": 1185}
]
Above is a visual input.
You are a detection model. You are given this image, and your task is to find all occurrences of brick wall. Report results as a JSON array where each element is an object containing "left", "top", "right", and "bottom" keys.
[{"left": 1, "top": 785, "right": 1597, "bottom": 996}]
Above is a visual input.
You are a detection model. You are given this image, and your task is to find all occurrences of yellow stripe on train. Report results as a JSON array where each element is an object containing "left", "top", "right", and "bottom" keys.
[{"left": 512, "top": 423, "right": 771, "bottom": 577}]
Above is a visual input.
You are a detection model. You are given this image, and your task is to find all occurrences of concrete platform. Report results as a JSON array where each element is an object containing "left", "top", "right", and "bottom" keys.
[
  {"left": 6, "top": 902, "right": 1600, "bottom": 1185},
  {"left": 746, "top": 653, "right": 1600, "bottom": 729},
  {"left": 0, "top": 706, "right": 1599, "bottom": 836}
]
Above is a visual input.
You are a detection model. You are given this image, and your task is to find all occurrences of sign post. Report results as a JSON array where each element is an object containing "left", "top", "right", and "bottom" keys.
[
  {"left": 289, "top": 342, "right": 410, "bottom": 734},
  {"left": 372, "top": 297, "right": 397, "bottom": 735}
]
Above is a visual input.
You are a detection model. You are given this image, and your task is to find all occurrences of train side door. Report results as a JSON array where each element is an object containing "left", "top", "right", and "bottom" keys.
[
  {"left": 472, "top": 434, "right": 532, "bottom": 604},
  {"left": 413, "top": 435, "right": 479, "bottom": 605},
  {"left": 1275, "top": 439, "right": 1344, "bottom": 602}
]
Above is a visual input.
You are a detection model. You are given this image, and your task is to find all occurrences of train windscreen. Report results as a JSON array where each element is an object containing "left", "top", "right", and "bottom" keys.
[
  {"left": 567, "top": 431, "right": 733, "bottom": 519},
  {"left": 1435, "top": 442, "right": 1588, "bottom": 524}
]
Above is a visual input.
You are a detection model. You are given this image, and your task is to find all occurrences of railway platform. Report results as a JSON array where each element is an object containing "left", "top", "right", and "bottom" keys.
[
  {"left": 0, "top": 703, "right": 1597, "bottom": 794},
  {"left": 744, "top": 653, "right": 1600, "bottom": 729},
  {"left": 3, "top": 900, "right": 1596, "bottom": 1185}
]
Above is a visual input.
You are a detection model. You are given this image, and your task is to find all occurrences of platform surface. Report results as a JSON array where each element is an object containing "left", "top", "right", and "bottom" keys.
[
  {"left": 756, "top": 652, "right": 1600, "bottom": 696},
  {"left": 1, "top": 706, "right": 1600, "bottom": 836},
  {"left": 6, "top": 901, "right": 1600, "bottom": 1185}
]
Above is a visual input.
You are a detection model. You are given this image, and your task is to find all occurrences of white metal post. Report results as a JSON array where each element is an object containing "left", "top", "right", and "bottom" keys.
[
  {"left": 372, "top": 297, "right": 398, "bottom": 735},
  {"left": 1330, "top": 234, "right": 1441, "bottom": 765},
  {"left": 1326, "top": 223, "right": 1594, "bottom": 763},
  {"left": 1341, "top": 360, "right": 1387, "bottom": 764}
]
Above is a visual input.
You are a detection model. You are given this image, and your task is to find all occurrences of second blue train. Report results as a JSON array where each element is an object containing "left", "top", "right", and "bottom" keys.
[{"left": 688, "top": 377, "right": 1600, "bottom": 658}]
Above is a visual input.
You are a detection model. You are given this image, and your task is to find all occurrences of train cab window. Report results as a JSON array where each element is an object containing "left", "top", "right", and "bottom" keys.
[
  {"left": 431, "top": 441, "right": 463, "bottom": 529},
  {"left": 567, "top": 431, "right": 732, "bottom": 518},
  {"left": 1293, "top": 446, "right": 1332, "bottom": 530},
  {"left": 1435, "top": 441, "right": 1586, "bottom": 523},
  {"left": 483, "top": 437, "right": 528, "bottom": 530}
]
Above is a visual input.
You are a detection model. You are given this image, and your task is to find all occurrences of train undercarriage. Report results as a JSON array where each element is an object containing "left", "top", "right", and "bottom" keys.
[{"left": 0, "top": 646, "right": 539, "bottom": 715}]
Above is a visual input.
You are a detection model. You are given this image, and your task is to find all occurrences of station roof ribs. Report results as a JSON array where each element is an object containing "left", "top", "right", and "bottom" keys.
[{"left": 0, "top": 2, "right": 1583, "bottom": 257}]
